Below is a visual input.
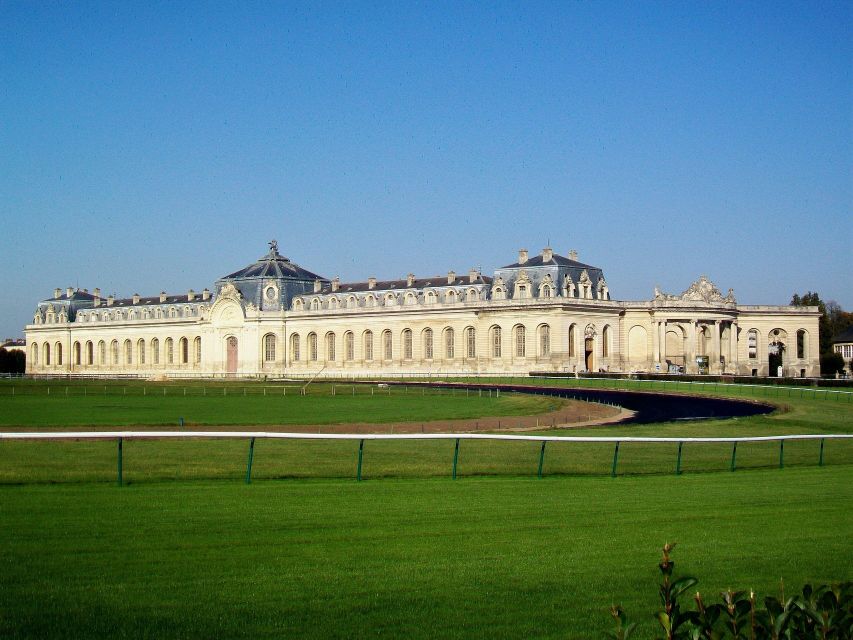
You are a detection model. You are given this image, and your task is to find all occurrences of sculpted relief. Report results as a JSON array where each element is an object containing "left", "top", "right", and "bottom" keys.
[{"left": 654, "top": 276, "right": 736, "bottom": 305}]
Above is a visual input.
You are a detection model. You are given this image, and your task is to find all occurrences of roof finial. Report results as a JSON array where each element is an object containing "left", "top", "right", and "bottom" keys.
[{"left": 268, "top": 239, "right": 278, "bottom": 256}]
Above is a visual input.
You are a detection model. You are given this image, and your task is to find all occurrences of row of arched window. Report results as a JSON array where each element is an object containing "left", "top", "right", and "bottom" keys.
[
  {"left": 29, "top": 337, "right": 202, "bottom": 367},
  {"left": 293, "top": 288, "right": 486, "bottom": 312},
  {"left": 73, "top": 306, "right": 207, "bottom": 323},
  {"left": 745, "top": 328, "right": 809, "bottom": 360}
]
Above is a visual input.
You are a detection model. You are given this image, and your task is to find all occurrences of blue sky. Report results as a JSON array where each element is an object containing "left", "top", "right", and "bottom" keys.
[{"left": 1, "top": 1, "right": 850, "bottom": 338}]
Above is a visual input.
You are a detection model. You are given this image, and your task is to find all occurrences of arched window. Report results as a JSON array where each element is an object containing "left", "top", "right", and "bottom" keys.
[
  {"left": 124, "top": 339, "right": 133, "bottom": 365},
  {"left": 384, "top": 293, "right": 397, "bottom": 306},
  {"left": 423, "top": 328, "right": 434, "bottom": 360},
  {"left": 86, "top": 342, "right": 93, "bottom": 365},
  {"left": 326, "top": 332, "right": 336, "bottom": 361},
  {"left": 345, "top": 332, "right": 354, "bottom": 361},
  {"left": 111, "top": 340, "right": 119, "bottom": 365},
  {"left": 73, "top": 342, "right": 81, "bottom": 365},
  {"left": 491, "top": 326, "right": 502, "bottom": 358},
  {"left": 492, "top": 286, "right": 505, "bottom": 301},
  {"left": 263, "top": 334, "right": 276, "bottom": 362},
  {"left": 747, "top": 329, "right": 758, "bottom": 359},
  {"left": 308, "top": 333, "right": 318, "bottom": 361},
  {"left": 293, "top": 299, "right": 304, "bottom": 311},
  {"left": 797, "top": 330, "right": 807, "bottom": 359},
  {"left": 514, "top": 325, "right": 526, "bottom": 357},
  {"left": 365, "top": 295, "right": 376, "bottom": 308},
  {"left": 444, "top": 328, "right": 455, "bottom": 359},
  {"left": 466, "top": 289, "right": 478, "bottom": 302},
  {"left": 403, "top": 329, "right": 413, "bottom": 359},
  {"left": 602, "top": 326, "right": 611, "bottom": 357},
  {"left": 151, "top": 338, "right": 159, "bottom": 365},
  {"left": 128, "top": 310, "right": 136, "bottom": 320},
  {"left": 447, "top": 290, "right": 457, "bottom": 304},
  {"left": 168, "top": 307, "right": 177, "bottom": 318},
  {"left": 154, "top": 308, "right": 162, "bottom": 319},
  {"left": 44, "top": 342, "right": 51, "bottom": 366},
  {"left": 426, "top": 291, "right": 437, "bottom": 305},
  {"left": 115, "top": 310, "right": 123, "bottom": 321},
  {"left": 347, "top": 296, "right": 358, "bottom": 308},
  {"left": 55, "top": 342, "right": 63, "bottom": 365},
  {"left": 310, "top": 298, "right": 320, "bottom": 311},
  {"left": 179, "top": 337, "right": 188, "bottom": 364},
  {"left": 165, "top": 338, "right": 174, "bottom": 364},
  {"left": 541, "top": 284, "right": 552, "bottom": 299},
  {"left": 98, "top": 341, "right": 106, "bottom": 365},
  {"left": 290, "top": 334, "right": 300, "bottom": 361},
  {"left": 405, "top": 293, "right": 417, "bottom": 306},
  {"left": 363, "top": 330, "right": 374, "bottom": 361},
  {"left": 329, "top": 297, "right": 339, "bottom": 309},
  {"left": 466, "top": 327, "right": 476, "bottom": 358},
  {"left": 138, "top": 339, "right": 146, "bottom": 365},
  {"left": 194, "top": 337, "right": 201, "bottom": 364},
  {"left": 568, "top": 325, "right": 577, "bottom": 358},
  {"left": 383, "top": 330, "right": 392, "bottom": 360},
  {"left": 31, "top": 343, "right": 39, "bottom": 366},
  {"left": 539, "top": 324, "right": 550, "bottom": 357}
]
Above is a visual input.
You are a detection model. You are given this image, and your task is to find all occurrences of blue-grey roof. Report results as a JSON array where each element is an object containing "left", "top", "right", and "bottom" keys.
[{"left": 221, "top": 246, "right": 326, "bottom": 282}]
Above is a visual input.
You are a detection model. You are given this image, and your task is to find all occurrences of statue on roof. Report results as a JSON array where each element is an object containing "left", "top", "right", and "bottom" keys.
[{"left": 268, "top": 239, "right": 279, "bottom": 255}]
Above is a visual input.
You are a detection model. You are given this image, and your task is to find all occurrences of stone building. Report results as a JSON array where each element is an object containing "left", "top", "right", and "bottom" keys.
[{"left": 24, "top": 242, "right": 821, "bottom": 378}]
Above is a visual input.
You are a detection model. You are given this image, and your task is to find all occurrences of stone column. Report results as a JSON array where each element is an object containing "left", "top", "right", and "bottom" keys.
[
  {"left": 729, "top": 321, "right": 738, "bottom": 371},
  {"left": 652, "top": 319, "right": 660, "bottom": 366},
  {"left": 713, "top": 320, "right": 722, "bottom": 373},
  {"left": 659, "top": 320, "right": 667, "bottom": 363},
  {"left": 686, "top": 321, "right": 697, "bottom": 373}
]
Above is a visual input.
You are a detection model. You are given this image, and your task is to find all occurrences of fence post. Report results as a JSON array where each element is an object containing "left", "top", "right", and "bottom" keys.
[
  {"left": 611, "top": 442, "right": 620, "bottom": 478},
  {"left": 357, "top": 439, "right": 364, "bottom": 481},
  {"left": 730, "top": 441, "right": 737, "bottom": 472},
  {"left": 676, "top": 442, "right": 683, "bottom": 475},
  {"left": 245, "top": 437, "right": 255, "bottom": 484},
  {"left": 452, "top": 438, "right": 460, "bottom": 479},
  {"left": 779, "top": 439, "right": 784, "bottom": 469},
  {"left": 819, "top": 438, "right": 825, "bottom": 466},
  {"left": 117, "top": 437, "right": 123, "bottom": 486},
  {"left": 537, "top": 441, "right": 546, "bottom": 478}
]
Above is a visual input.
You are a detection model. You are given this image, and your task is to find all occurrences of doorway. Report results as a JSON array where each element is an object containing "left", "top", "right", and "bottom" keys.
[
  {"left": 226, "top": 337, "right": 238, "bottom": 375},
  {"left": 768, "top": 342, "right": 783, "bottom": 377},
  {"left": 585, "top": 338, "right": 594, "bottom": 371}
]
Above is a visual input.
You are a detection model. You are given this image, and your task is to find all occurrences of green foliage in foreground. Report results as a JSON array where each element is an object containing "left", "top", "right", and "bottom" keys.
[
  {"left": 609, "top": 543, "right": 852, "bottom": 639},
  {"left": 1, "top": 466, "right": 851, "bottom": 639},
  {"left": 0, "top": 381, "right": 560, "bottom": 427}
]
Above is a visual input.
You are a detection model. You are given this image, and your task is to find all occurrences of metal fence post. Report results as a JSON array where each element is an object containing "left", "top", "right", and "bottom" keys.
[
  {"left": 357, "top": 439, "right": 364, "bottom": 481},
  {"left": 676, "top": 442, "right": 683, "bottom": 475},
  {"left": 537, "top": 441, "right": 546, "bottom": 478},
  {"left": 819, "top": 438, "right": 825, "bottom": 466},
  {"left": 117, "top": 437, "right": 123, "bottom": 486},
  {"left": 245, "top": 437, "right": 255, "bottom": 484},
  {"left": 779, "top": 439, "right": 784, "bottom": 469},
  {"left": 611, "top": 442, "right": 620, "bottom": 478},
  {"left": 730, "top": 442, "right": 737, "bottom": 472},
  {"left": 452, "top": 438, "right": 460, "bottom": 479}
]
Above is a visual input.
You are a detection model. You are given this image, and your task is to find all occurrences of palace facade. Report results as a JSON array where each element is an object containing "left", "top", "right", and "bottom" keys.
[{"left": 24, "top": 242, "right": 821, "bottom": 378}]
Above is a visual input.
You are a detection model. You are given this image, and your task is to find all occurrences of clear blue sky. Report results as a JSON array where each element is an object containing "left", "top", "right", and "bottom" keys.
[{"left": 1, "top": 1, "right": 850, "bottom": 338}]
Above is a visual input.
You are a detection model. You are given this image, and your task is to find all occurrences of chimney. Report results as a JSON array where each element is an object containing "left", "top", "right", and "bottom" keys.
[
  {"left": 368, "top": 277, "right": 376, "bottom": 290},
  {"left": 447, "top": 270, "right": 456, "bottom": 285},
  {"left": 542, "top": 247, "right": 553, "bottom": 262},
  {"left": 107, "top": 295, "right": 114, "bottom": 307},
  {"left": 331, "top": 277, "right": 340, "bottom": 292},
  {"left": 187, "top": 289, "right": 195, "bottom": 301},
  {"left": 160, "top": 291, "right": 167, "bottom": 303},
  {"left": 202, "top": 288, "right": 211, "bottom": 301},
  {"left": 93, "top": 287, "right": 101, "bottom": 298},
  {"left": 83, "top": 288, "right": 88, "bottom": 293},
  {"left": 569, "top": 249, "right": 578, "bottom": 261},
  {"left": 66, "top": 287, "right": 74, "bottom": 298},
  {"left": 132, "top": 293, "right": 140, "bottom": 304},
  {"left": 313, "top": 279, "right": 322, "bottom": 293},
  {"left": 54, "top": 288, "right": 61, "bottom": 299},
  {"left": 93, "top": 290, "right": 101, "bottom": 307},
  {"left": 469, "top": 268, "right": 478, "bottom": 283},
  {"left": 518, "top": 249, "right": 528, "bottom": 265},
  {"left": 407, "top": 273, "right": 415, "bottom": 287}
]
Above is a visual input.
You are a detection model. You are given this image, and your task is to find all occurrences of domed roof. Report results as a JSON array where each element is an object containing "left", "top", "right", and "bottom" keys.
[{"left": 220, "top": 241, "right": 327, "bottom": 282}]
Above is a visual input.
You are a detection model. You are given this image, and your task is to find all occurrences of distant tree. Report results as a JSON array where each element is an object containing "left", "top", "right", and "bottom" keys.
[
  {"left": 820, "top": 351, "right": 845, "bottom": 376},
  {"left": 789, "top": 292, "right": 853, "bottom": 356},
  {"left": 0, "top": 348, "right": 25, "bottom": 374}
]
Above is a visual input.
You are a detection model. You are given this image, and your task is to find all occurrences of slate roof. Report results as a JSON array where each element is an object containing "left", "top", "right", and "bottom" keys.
[
  {"left": 221, "top": 247, "right": 326, "bottom": 282},
  {"left": 319, "top": 275, "right": 492, "bottom": 294},
  {"left": 499, "top": 254, "right": 600, "bottom": 270},
  {"left": 45, "top": 290, "right": 96, "bottom": 302},
  {"left": 832, "top": 326, "right": 853, "bottom": 344},
  {"left": 103, "top": 294, "right": 205, "bottom": 308}
]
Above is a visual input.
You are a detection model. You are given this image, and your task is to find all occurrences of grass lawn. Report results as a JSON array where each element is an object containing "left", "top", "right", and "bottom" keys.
[{"left": 1, "top": 467, "right": 850, "bottom": 639}]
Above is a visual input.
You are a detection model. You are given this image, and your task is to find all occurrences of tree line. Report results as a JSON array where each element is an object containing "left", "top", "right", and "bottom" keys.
[{"left": 790, "top": 292, "right": 853, "bottom": 375}]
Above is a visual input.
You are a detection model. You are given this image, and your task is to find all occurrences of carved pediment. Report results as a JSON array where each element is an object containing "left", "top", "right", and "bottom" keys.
[
  {"left": 654, "top": 276, "right": 736, "bottom": 304},
  {"left": 218, "top": 282, "right": 241, "bottom": 300}
]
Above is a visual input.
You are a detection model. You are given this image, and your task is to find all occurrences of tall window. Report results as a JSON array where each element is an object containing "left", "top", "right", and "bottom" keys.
[
  {"left": 180, "top": 337, "right": 189, "bottom": 364},
  {"left": 796, "top": 330, "right": 807, "bottom": 359},
  {"left": 383, "top": 330, "right": 392, "bottom": 360},
  {"left": 423, "top": 328, "right": 433, "bottom": 360},
  {"left": 124, "top": 340, "right": 132, "bottom": 365},
  {"left": 138, "top": 339, "right": 145, "bottom": 365},
  {"left": 55, "top": 342, "right": 63, "bottom": 366},
  {"left": 747, "top": 330, "right": 758, "bottom": 359},
  {"left": 492, "top": 326, "right": 502, "bottom": 358},
  {"left": 31, "top": 343, "right": 39, "bottom": 366},
  {"left": 44, "top": 343, "right": 51, "bottom": 366},
  {"left": 364, "top": 331, "right": 374, "bottom": 361},
  {"left": 466, "top": 327, "right": 476, "bottom": 358},
  {"left": 194, "top": 337, "right": 201, "bottom": 364},
  {"left": 111, "top": 340, "right": 119, "bottom": 365},
  {"left": 345, "top": 332, "right": 354, "bottom": 361},
  {"left": 403, "top": 329, "right": 413, "bottom": 359},
  {"left": 308, "top": 333, "right": 318, "bottom": 361},
  {"left": 290, "top": 334, "right": 300, "bottom": 361},
  {"left": 447, "top": 290, "right": 457, "bottom": 304},
  {"left": 86, "top": 342, "right": 94, "bottom": 365},
  {"left": 326, "top": 332, "right": 336, "bottom": 361},
  {"left": 73, "top": 342, "right": 81, "bottom": 365},
  {"left": 151, "top": 338, "right": 159, "bottom": 365},
  {"left": 568, "top": 325, "right": 576, "bottom": 358},
  {"left": 515, "top": 325, "right": 526, "bottom": 357},
  {"left": 264, "top": 334, "right": 276, "bottom": 362},
  {"left": 539, "top": 324, "right": 550, "bottom": 357},
  {"left": 166, "top": 338, "right": 174, "bottom": 364},
  {"left": 602, "top": 326, "right": 610, "bottom": 357},
  {"left": 445, "top": 328, "right": 454, "bottom": 358},
  {"left": 98, "top": 341, "right": 106, "bottom": 365}
]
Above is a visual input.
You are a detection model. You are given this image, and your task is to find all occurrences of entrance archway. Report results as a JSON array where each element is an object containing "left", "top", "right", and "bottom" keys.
[
  {"left": 768, "top": 342, "right": 784, "bottom": 377},
  {"left": 585, "top": 338, "right": 594, "bottom": 371},
  {"left": 226, "top": 337, "right": 238, "bottom": 375}
]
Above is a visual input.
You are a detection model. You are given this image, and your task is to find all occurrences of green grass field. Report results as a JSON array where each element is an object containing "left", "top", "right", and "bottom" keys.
[{"left": 0, "top": 378, "right": 850, "bottom": 639}]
